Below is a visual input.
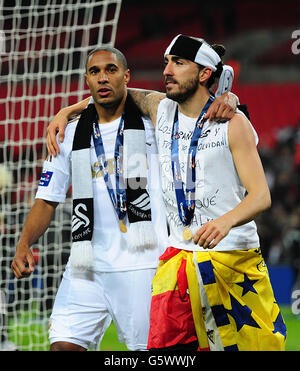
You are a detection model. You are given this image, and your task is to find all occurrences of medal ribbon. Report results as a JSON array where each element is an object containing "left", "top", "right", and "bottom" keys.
[
  {"left": 171, "top": 96, "right": 214, "bottom": 227},
  {"left": 92, "top": 114, "right": 127, "bottom": 222}
]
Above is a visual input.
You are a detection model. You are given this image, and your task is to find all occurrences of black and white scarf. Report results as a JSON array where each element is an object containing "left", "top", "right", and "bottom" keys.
[{"left": 70, "top": 93, "right": 157, "bottom": 270}]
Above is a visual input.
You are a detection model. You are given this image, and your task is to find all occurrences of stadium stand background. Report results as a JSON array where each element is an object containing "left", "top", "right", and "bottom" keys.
[
  {"left": 1, "top": 0, "right": 299, "bottom": 306},
  {"left": 114, "top": 0, "right": 300, "bottom": 304}
]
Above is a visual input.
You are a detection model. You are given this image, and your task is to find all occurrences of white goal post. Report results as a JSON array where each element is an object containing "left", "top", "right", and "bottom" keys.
[{"left": 0, "top": 0, "right": 122, "bottom": 351}]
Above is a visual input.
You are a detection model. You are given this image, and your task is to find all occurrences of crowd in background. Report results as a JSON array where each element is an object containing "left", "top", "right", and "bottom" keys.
[{"left": 257, "top": 123, "right": 300, "bottom": 290}]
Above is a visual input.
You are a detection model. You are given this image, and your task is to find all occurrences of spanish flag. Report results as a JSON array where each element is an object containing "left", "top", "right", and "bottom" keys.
[{"left": 148, "top": 247, "right": 286, "bottom": 351}]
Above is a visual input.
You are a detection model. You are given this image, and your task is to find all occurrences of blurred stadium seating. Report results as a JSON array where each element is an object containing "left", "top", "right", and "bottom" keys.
[
  {"left": 1, "top": 0, "right": 299, "bottom": 307},
  {"left": 114, "top": 0, "right": 300, "bottom": 303}
]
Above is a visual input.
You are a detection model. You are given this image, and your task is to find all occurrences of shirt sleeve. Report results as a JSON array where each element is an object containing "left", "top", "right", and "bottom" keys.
[{"left": 35, "top": 122, "right": 76, "bottom": 203}]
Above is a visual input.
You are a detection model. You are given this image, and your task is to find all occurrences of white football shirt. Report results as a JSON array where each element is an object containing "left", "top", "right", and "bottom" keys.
[{"left": 36, "top": 116, "right": 168, "bottom": 272}]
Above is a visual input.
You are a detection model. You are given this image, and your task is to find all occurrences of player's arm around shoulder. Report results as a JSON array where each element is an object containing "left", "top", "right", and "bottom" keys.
[
  {"left": 228, "top": 113, "right": 271, "bottom": 214},
  {"left": 128, "top": 88, "right": 165, "bottom": 126},
  {"left": 144, "top": 92, "right": 166, "bottom": 126},
  {"left": 47, "top": 97, "right": 90, "bottom": 157}
]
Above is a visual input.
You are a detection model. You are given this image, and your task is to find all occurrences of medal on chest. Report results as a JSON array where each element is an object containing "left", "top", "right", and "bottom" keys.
[
  {"left": 119, "top": 220, "right": 127, "bottom": 233},
  {"left": 182, "top": 226, "right": 193, "bottom": 241},
  {"left": 93, "top": 114, "right": 127, "bottom": 233},
  {"left": 170, "top": 96, "right": 214, "bottom": 241}
]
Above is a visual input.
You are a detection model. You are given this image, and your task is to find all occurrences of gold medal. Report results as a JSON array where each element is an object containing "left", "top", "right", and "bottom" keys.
[
  {"left": 183, "top": 226, "right": 193, "bottom": 241},
  {"left": 119, "top": 220, "right": 127, "bottom": 233}
]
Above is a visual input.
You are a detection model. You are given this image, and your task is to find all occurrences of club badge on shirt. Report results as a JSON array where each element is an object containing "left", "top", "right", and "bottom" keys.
[{"left": 39, "top": 170, "right": 53, "bottom": 187}]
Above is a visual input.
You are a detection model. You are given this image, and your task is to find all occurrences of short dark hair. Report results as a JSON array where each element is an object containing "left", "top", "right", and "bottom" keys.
[{"left": 85, "top": 46, "right": 128, "bottom": 72}]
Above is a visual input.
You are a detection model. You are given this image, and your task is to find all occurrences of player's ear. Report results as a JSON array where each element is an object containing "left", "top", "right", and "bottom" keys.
[
  {"left": 124, "top": 68, "right": 130, "bottom": 85},
  {"left": 199, "top": 67, "right": 213, "bottom": 84}
]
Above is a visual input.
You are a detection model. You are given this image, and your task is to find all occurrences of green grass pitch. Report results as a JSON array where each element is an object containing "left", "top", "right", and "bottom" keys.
[{"left": 8, "top": 305, "right": 299, "bottom": 351}]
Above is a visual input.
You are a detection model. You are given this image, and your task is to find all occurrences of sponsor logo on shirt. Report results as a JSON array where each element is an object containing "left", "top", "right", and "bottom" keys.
[{"left": 39, "top": 170, "right": 53, "bottom": 187}]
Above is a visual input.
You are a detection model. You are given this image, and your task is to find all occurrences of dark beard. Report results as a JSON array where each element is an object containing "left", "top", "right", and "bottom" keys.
[{"left": 165, "top": 75, "right": 199, "bottom": 104}]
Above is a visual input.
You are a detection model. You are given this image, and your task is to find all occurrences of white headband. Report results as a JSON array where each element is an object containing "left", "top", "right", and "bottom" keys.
[{"left": 164, "top": 34, "right": 221, "bottom": 72}]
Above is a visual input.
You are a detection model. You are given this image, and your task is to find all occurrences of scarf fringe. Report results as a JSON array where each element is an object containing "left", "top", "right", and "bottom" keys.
[
  {"left": 127, "top": 221, "right": 158, "bottom": 252},
  {"left": 70, "top": 241, "right": 94, "bottom": 270}
]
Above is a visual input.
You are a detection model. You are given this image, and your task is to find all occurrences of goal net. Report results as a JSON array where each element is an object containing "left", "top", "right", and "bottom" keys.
[{"left": 0, "top": 0, "right": 122, "bottom": 351}]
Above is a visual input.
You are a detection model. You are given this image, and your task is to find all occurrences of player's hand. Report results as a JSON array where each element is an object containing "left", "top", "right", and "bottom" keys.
[
  {"left": 11, "top": 245, "right": 35, "bottom": 279},
  {"left": 205, "top": 92, "right": 237, "bottom": 123},
  {"left": 193, "top": 216, "right": 232, "bottom": 249},
  {"left": 46, "top": 111, "right": 68, "bottom": 157}
]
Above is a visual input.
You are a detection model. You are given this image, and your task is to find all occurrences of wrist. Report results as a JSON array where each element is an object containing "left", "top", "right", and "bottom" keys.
[
  {"left": 221, "top": 212, "right": 235, "bottom": 230},
  {"left": 58, "top": 107, "right": 73, "bottom": 121},
  {"left": 16, "top": 240, "right": 30, "bottom": 252},
  {"left": 229, "top": 92, "right": 240, "bottom": 106}
]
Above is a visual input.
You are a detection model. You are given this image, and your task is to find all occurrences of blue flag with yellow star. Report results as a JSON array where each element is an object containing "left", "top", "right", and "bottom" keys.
[{"left": 194, "top": 248, "right": 286, "bottom": 350}]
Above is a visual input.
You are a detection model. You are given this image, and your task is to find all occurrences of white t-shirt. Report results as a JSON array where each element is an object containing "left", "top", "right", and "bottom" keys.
[
  {"left": 156, "top": 97, "right": 260, "bottom": 252},
  {"left": 36, "top": 116, "right": 168, "bottom": 272}
]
